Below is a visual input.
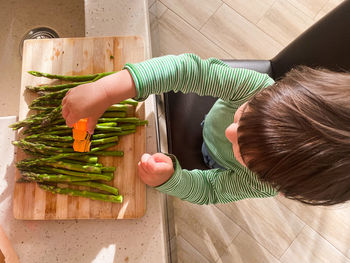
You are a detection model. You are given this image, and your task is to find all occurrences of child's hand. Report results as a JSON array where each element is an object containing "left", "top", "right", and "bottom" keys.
[
  {"left": 138, "top": 153, "right": 174, "bottom": 187},
  {"left": 62, "top": 81, "right": 110, "bottom": 133},
  {"left": 62, "top": 70, "right": 136, "bottom": 134}
]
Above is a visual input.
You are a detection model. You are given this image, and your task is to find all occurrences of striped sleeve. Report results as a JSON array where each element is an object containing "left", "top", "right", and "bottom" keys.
[
  {"left": 155, "top": 155, "right": 277, "bottom": 205},
  {"left": 124, "top": 53, "right": 273, "bottom": 102}
]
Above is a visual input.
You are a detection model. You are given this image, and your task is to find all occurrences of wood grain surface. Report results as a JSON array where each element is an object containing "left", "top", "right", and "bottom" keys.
[{"left": 13, "top": 36, "right": 146, "bottom": 219}]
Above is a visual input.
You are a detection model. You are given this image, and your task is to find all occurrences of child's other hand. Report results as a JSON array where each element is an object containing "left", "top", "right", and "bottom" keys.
[
  {"left": 138, "top": 153, "right": 174, "bottom": 187},
  {"left": 62, "top": 81, "right": 110, "bottom": 133}
]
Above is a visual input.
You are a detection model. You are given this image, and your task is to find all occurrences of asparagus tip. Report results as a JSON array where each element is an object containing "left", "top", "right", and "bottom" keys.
[
  {"left": 28, "top": 71, "right": 41, "bottom": 77},
  {"left": 12, "top": 141, "right": 19, "bottom": 146}
]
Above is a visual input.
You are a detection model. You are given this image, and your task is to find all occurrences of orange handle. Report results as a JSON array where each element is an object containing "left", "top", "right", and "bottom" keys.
[{"left": 72, "top": 118, "right": 91, "bottom": 152}]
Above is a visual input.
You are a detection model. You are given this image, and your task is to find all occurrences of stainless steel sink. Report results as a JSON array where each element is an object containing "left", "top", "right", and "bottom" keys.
[{"left": 0, "top": 0, "right": 85, "bottom": 116}]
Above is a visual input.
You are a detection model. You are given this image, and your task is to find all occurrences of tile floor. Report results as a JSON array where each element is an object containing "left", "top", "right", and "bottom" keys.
[{"left": 148, "top": 0, "right": 348, "bottom": 262}]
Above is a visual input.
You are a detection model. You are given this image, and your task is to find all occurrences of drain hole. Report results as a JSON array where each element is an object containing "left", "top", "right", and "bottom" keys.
[{"left": 20, "top": 27, "right": 59, "bottom": 57}]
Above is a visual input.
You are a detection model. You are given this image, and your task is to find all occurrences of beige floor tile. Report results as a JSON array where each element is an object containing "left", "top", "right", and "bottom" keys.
[
  {"left": 217, "top": 230, "right": 280, "bottom": 263},
  {"left": 257, "top": 0, "right": 314, "bottom": 46},
  {"left": 277, "top": 196, "right": 350, "bottom": 259},
  {"left": 173, "top": 199, "right": 241, "bottom": 262},
  {"left": 280, "top": 225, "right": 350, "bottom": 263},
  {"left": 223, "top": 0, "right": 275, "bottom": 24},
  {"left": 149, "top": 0, "right": 156, "bottom": 7},
  {"left": 166, "top": 196, "right": 176, "bottom": 240},
  {"left": 177, "top": 235, "right": 211, "bottom": 263},
  {"left": 149, "top": 12, "right": 161, "bottom": 57},
  {"left": 169, "top": 236, "right": 178, "bottom": 263},
  {"left": 216, "top": 197, "right": 305, "bottom": 258},
  {"left": 287, "top": 0, "right": 328, "bottom": 19},
  {"left": 158, "top": 9, "right": 232, "bottom": 58},
  {"left": 160, "top": 0, "right": 222, "bottom": 30},
  {"left": 314, "top": 0, "right": 344, "bottom": 21},
  {"left": 200, "top": 4, "right": 283, "bottom": 59},
  {"left": 149, "top": 0, "right": 168, "bottom": 18}
]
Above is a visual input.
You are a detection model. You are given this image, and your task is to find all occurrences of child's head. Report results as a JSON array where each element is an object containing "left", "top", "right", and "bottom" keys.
[{"left": 237, "top": 66, "right": 350, "bottom": 206}]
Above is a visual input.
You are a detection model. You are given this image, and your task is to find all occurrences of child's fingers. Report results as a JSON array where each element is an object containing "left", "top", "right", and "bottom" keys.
[
  {"left": 61, "top": 105, "right": 69, "bottom": 119},
  {"left": 65, "top": 113, "right": 77, "bottom": 128},
  {"left": 62, "top": 93, "right": 69, "bottom": 106},
  {"left": 66, "top": 89, "right": 72, "bottom": 95},
  {"left": 87, "top": 117, "right": 98, "bottom": 135},
  {"left": 152, "top": 153, "right": 173, "bottom": 165},
  {"left": 146, "top": 156, "right": 169, "bottom": 172},
  {"left": 138, "top": 161, "right": 149, "bottom": 181},
  {"left": 140, "top": 153, "right": 152, "bottom": 172},
  {"left": 140, "top": 153, "right": 172, "bottom": 174},
  {"left": 141, "top": 153, "right": 151, "bottom": 162}
]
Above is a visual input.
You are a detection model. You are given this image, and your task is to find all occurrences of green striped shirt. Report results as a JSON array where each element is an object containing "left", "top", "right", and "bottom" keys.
[{"left": 124, "top": 53, "right": 278, "bottom": 204}]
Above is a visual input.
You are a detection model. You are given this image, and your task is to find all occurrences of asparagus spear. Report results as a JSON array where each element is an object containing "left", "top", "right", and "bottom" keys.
[
  {"left": 119, "top": 124, "right": 137, "bottom": 131},
  {"left": 90, "top": 142, "right": 118, "bottom": 152},
  {"left": 22, "top": 172, "right": 92, "bottom": 183},
  {"left": 43, "top": 167, "right": 112, "bottom": 181},
  {"left": 58, "top": 159, "right": 103, "bottom": 167},
  {"left": 29, "top": 99, "right": 62, "bottom": 109},
  {"left": 26, "top": 81, "right": 90, "bottom": 92},
  {"left": 92, "top": 130, "right": 136, "bottom": 137},
  {"left": 91, "top": 136, "right": 119, "bottom": 146},
  {"left": 68, "top": 181, "right": 119, "bottom": 195},
  {"left": 93, "top": 150, "right": 123, "bottom": 156},
  {"left": 28, "top": 71, "right": 115, "bottom": 82},
  {"left": 41, "top": 105, "right": 63, "bottom": 127},
  {"left": 43, "top": 125, "right": 69, "bottom": 131},
  {"left": 33, "top": 130, "right": 72, "bottom": 136},
  {"left": 17, "top": 159, "right": 102, "bottom": 174},
  {"left": 63, "top": 155, "right": 98, "bottom": 164},
  {"left": 32, "top": 88, "right": 68, "bottom": 102},
  {"left": 22, "top": 149, "right": 119, "bottom": 162},
  {"left": 20, "top": 149, "right": 98, "bottom": 164},
  {"left": 97, "top": 122, "right": 118, "bottom": 127},
  {"left": 50, "top": 118, "right": 66, "bottom": 125},
  {"left": 31, "top": 139, "right": 72, "bottom": 148},
  {"left": 26, "top": 71, "right": 116, "bottom": 92},
  {"left": 26, "top": 134, "right": 73, "bottom": 142},
  {"left": 91, "top": 133, "right": 121, "bottom": 139},
  {"left": 106, "top": 104, "right": 128, "bottom": 112},
  {"left": 92, "top": 151, "right": 123, "bottom": 157},
  {"left": 101, "top": 112, "right": 126, "bottom": 118},
  {"left": 100, "top": 166, "right": 116, "bottom": 172},
  {"left": 17, "top": 164, "right": 113, "bottom": 181},
  {"left": 119, "top": 98, "right": 138, "bottom": 106},
  {"left": 9, "top": 110, "right": 52, "bottom": 130},
  {"left": 98, "top": 117, "right": 140, "bottom": 123},
  {"left": 94, "top": 125, "right": 122, "bottom": 132},
  {"left": 30, "top": 135, "right": 119, "bottom": 148},
  {"left": 29, "top": 106, "right": 56, "bottom": 111},
  {"left": 13, "top": 140, "right": 74, "bottom": 154},
  {"left": 39, "top": 184, "right": 123, "bottom": 203},
  {"left": 24, "top": 124, "right": 69, "bottom": 135}
]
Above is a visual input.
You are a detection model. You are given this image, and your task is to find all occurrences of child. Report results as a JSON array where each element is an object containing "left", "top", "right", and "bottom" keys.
[{"left": 62, "top": 53, "right": 350, "bottom": 206}]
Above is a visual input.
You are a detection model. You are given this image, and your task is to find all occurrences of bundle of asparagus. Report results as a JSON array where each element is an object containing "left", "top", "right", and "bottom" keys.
[{"left": 10, "top": 71, "right": 148, "bottom": 203}]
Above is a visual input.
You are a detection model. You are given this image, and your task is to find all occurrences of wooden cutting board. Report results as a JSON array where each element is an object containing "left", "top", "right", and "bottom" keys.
[{"left": 13, "top": 36, "right": 146, "bottom": 219}]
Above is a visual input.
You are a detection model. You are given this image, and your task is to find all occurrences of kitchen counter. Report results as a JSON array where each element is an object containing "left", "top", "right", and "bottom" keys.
[{"left": 0, "top": 1, "right": 169, "bottom": 262}]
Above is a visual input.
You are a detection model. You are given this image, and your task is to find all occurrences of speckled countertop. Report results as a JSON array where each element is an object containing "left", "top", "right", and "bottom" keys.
[{"left": 0, "top": 1, "right": 169, "bottom": 262}]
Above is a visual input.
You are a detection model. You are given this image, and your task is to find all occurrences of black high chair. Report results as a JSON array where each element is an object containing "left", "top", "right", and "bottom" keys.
[{"left": 161, "top": 0, "right": 350, "bottom": 170}]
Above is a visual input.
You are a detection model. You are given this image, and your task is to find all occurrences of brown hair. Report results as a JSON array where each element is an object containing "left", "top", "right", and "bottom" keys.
[{"left": 238, "top": 66, "right": 350, "bottom": 206}]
